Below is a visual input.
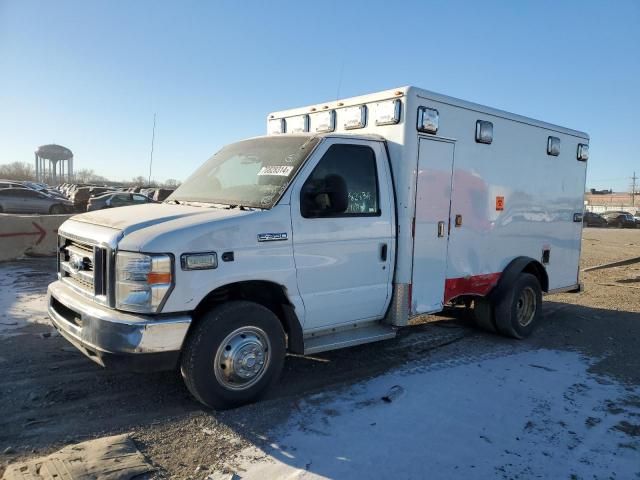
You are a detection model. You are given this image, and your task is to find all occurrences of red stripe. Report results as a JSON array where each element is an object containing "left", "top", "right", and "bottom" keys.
[{"left": 444, "top": 272, "right": 501, "bottom": 304}]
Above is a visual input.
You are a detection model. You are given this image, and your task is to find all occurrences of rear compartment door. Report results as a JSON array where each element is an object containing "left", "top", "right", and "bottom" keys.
[{"left": 411, "top": 138, "right": 455, "bottom": 313}]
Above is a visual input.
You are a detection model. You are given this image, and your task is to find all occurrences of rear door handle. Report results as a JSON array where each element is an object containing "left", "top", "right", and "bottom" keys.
[
  {"left": 437, "top": 221, "right": 445, "bottom": 237},
  {"left": 380, "top": 243, "right": 388, "bottom": 261}
]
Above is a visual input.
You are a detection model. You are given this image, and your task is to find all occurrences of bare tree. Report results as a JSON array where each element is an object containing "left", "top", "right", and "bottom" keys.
[
  {"left": 131, "top": 176, "right": 147, "bottom": 186},
  {"left": 0, "top": 162, "right": 36, "bottom": 181},
  {"left": 75, "top": 169, "right": 109, "bottom": 184},
  {"left": 164, "top": 178, "right": 180, "bottom": 187}
]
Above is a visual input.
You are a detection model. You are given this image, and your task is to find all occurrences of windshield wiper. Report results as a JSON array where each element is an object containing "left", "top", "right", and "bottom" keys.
[{"left": 227, "top": 204, "right": 264, "bottom": 211}]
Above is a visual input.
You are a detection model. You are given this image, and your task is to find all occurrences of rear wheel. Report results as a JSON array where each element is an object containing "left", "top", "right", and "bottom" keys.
[
  {"left": 472, "top": 298, "right": 496, "bottom": 333},
  {"left": 49, "top": 204, "right": 65, "bottom": 215},
  {"left": 180, "top": 301, "right": 286, "bottom": 409},
  {"left": 473, "top": 273, "right": 542, "bottom": 339},
  {"left": 493, "top": 273, "right": 542, "bottom": 339}
]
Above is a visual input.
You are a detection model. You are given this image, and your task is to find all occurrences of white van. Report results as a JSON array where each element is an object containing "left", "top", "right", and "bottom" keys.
[{"left": 47, "top": 86, "right": 589, "bottom": 408}]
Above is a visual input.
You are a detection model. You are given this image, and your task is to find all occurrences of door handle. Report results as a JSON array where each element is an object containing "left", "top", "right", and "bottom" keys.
[
  {"left": 437, "top": 221, "right": 445, "bottom": 237},
  {"left": 380, "top": 243, "right": 388, "bottom": 262}
]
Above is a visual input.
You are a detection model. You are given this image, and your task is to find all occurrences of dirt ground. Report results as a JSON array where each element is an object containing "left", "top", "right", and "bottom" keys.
[{"left": 1, "top": 227, "right": 639, "bottom": 478}]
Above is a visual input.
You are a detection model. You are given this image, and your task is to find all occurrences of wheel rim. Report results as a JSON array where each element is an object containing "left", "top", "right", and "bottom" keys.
[
  {"left": 213, "top": 326, "right": 271, "bottom": 391},
  {"left": 516, "top": 286, "right": 537, "bottom": 327}
]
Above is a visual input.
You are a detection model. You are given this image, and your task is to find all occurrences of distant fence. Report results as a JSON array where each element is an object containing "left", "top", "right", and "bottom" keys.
[{"left": 0, "top": 214, "right": 72, "bottom": 262}]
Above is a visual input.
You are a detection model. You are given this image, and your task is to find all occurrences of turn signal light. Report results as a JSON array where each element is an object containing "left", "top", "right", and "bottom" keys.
[{"left": 147, "top": 272, "right": 172, "bottom": 284}]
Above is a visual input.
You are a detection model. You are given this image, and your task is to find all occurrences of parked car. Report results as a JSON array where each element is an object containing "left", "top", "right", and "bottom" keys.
[
  {"left": 69, "top": 187, "right": 94, "bottom": 211},
  {"left": 86, "top": 192, "right": 155, "bottom": 211},
  {"left": 0, "top": 180, "right": 26, "bottom": 189},
  {"left": 602, "top": 212, "right": 637, "bottom": 228},
  {"left": 89, "top": 186, "right": 114, "bottom": 198},
  {"left": 582, "top": 212, "right": 608, "bottom": 227},
  {"left": 0, "top": 188, "right": 73, "bottom": 214},
  {"left": 153, "top": 188, "right": 175, "bottom": 202}
]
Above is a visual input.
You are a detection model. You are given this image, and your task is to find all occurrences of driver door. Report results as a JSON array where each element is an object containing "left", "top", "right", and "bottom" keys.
[{"left": 290, "top": 138, "right": 394, "bottom": 331}]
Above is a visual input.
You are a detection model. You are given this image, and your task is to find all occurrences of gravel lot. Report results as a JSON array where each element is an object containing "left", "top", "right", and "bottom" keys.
[{"left": 1, "top": 227, "right": 639, "bottom": 478}]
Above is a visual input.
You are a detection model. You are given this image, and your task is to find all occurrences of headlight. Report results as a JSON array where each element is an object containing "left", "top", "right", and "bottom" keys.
[{"left": 115, "top": 251, "right": 173, "bottom": 313}]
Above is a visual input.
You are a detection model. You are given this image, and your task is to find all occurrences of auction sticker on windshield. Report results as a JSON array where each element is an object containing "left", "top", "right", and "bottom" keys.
[{"left": 258, "top": 165, "right": 294, "bottom": 176}]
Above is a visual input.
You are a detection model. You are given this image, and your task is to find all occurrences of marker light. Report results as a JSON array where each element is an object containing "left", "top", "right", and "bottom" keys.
[
  {"left": 547, "top": 136, "right": 561, "bottom": 156},
  {"left": 181, "top": 252, "right": 218, "bottom": 270},
  {"left": 343, "top": 105, "right": 367, "bottom": 130},
  {"left": 268, "top": 118, "right": 285, "bottom": 135},
  {"left": 311, "top": 110, "right": 336, "bottom": 133},
  {"left": 417, "top": 107, "right": 439, "bottom": 134},
  {"left": 375, "top": 99, "right": 401, "bottom": 126},
  {"left": 577, "top": 143, "right": 589, "bottom": 161},
  {"left": 475, "top": 120, "right": 494, "bottom": 144},
  {"left": 286, "top": 115, "right": 309, "bottom": 133}
]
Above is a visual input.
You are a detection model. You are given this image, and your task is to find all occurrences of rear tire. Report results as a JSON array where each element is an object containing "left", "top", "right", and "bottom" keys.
[
  {"left": 49, "top": 204, "right": 65, "bottom": 215},
  {"left": 493, "top": 273, "right": 542, "bottom": 339},
  {"left": 180, "top": 301, "right": 286, "bottom": 409},
  {"left": 472, "top": 298, "right": 496, "bottom": 333}
]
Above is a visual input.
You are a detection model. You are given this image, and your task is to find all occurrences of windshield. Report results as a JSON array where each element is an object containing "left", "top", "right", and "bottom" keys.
[{"left": 168, "top": 136, "right": 320, "bottom": 208}]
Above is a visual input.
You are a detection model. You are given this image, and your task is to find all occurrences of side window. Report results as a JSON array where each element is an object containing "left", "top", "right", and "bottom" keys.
[
  {"left": 132, "top": 194, "right": 148, "bottom": 203},
  {"left": 111, "top": 194, "right": 130, "bottom": 207},
  {"left": 301, "top": 144, "right": 380, "bottom": 218}
]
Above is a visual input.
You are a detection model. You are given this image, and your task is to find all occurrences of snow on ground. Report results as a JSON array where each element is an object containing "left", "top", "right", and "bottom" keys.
[
  {"left": 0, "top": 260, "right": 54, "bottom": 337},
  {"left": 238, "top": 349, "right": 640, "bottom": 479}
]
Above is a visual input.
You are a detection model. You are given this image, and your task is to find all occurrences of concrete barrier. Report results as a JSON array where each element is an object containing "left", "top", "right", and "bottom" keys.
[{"left": 0, "top": 213, "right": 73, "bottom": 261}]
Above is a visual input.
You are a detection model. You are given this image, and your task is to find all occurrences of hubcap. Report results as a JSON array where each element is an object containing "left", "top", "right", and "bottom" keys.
[
  {"left": 214, "top": 326, "right": 271, "bottom": 391},
  {"left": 516, "top": 286, "right": 537, "bottom": 327}
]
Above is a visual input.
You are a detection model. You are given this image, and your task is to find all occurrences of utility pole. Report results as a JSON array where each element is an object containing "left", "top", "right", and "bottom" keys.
[
  {"left": 631, "top": 171, "right": 638, "bottom": 206},
  {"left": 148, "top": 113, "right": 156, "bottom": 187}
]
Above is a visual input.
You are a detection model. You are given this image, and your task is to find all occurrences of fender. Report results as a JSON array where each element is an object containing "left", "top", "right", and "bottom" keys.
[
  {"left": 489, "top": 256, "right": 548, "bottom": 301},
  {"left": 192, "top": 280, "right": 305, "bottom": 355}
]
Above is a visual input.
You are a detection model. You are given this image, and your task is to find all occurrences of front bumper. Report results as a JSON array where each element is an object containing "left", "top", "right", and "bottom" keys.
[{"left": 47, "top": 280, "right": 192, "bottom": 372}]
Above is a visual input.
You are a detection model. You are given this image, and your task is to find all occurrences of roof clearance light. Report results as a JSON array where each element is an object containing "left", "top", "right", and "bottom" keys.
[
  {"left": 375, "top": 99, "right": 402, "bottom": 126},
  {"left": 577, "top": 143, "right": 589, "bottom": 161},
  {"left": 343, "top": 105, "right": 367, "bottom": 130},
  {"left": 417, "top": 107, "right": 439, "bottom": 134},
  {"left": 547, "top": 136, "right": 561, "bottom": 156},
  {"left": 475, "top": 120, "right": 494, "bottom": 144},
  {"left": 286, "top": 115, "right": 309, "bottom": 133},
  {"left": 268, "top": 118, "right": 285, "bottom": 135},
  {"left": 311, "top": 110, "right": 336, "bottom": 133}
]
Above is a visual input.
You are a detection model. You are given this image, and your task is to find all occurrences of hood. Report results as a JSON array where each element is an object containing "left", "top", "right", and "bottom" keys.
[{"left": 70, "top": 203, "right": 250, "bottom": 236}]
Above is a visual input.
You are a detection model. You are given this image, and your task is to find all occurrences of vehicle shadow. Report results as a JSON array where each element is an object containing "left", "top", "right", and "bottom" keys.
[{"left": 208, "top": 299, "right": 640, "bottom": 478}]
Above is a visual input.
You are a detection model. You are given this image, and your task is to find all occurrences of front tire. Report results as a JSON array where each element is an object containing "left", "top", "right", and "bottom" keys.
[{"left": 180, "top": 301, "right": 286, "bottom": 409}]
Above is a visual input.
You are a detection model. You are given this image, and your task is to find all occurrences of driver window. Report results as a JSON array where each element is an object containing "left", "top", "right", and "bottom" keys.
[{"left": 301, "top": 144, "right": 380, "bottom": 218}]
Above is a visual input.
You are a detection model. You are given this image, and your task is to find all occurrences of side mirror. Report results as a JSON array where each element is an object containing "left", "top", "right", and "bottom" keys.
[{"left": 302, "top": 174, "right": 349, "bottom": 217}]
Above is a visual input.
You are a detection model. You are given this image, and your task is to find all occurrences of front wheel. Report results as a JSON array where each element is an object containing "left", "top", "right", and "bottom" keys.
[{"left": 180, "top": 301, "right": 286, "bottom": 409}]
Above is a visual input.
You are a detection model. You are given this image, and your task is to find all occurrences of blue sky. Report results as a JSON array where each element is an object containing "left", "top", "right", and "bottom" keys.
[{"left": 1, "top": 0, "right": 638, "bottom": 189}]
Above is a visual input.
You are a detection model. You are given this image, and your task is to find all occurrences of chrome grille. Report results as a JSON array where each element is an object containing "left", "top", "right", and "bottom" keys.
[{"left": 59, "top": 236, "right": 107, "bottom": 298}]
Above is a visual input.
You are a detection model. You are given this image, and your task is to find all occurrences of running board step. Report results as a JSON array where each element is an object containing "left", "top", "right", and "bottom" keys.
[{"left": 303, "top": 323, "right": 397, "bottom": 355}]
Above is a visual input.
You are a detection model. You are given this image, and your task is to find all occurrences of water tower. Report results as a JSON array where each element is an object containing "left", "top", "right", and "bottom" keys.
[{"left": 35, "top": 144, "right": 73, "bottom": 184}]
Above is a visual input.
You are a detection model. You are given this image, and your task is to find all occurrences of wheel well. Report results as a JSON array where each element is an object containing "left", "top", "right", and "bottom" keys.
[
  {"left": 191, "top": 281, "right": 304, "bottom": 354},
  {"left": 522, "top": 260, "right": 549, "bottom": 292},
  {"left": 492, "top": 256, "right": 549, "bottom": 300}
]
